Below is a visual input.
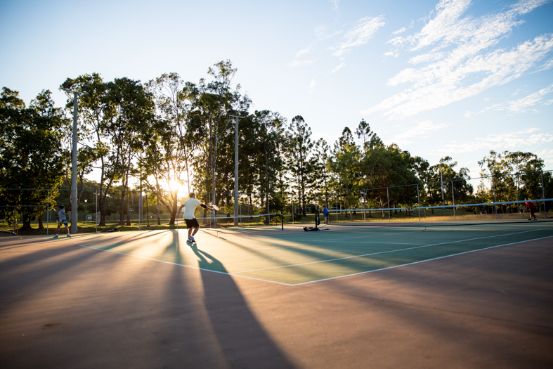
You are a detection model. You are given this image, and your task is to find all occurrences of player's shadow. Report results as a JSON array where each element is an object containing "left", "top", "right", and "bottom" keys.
[{"left": 188, "top": 242, "right": 296, "bottom": 369}]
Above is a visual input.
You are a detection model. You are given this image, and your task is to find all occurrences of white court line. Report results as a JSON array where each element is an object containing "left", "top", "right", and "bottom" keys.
[
  {"left": 76, "top": 243, "right": 294, "bottom": 287},
  {"left": 235, "top": 228, "right": 548, "bottom": 274},
  {"left": 291, "top": 235, "right": 553, "bottom": 286}
]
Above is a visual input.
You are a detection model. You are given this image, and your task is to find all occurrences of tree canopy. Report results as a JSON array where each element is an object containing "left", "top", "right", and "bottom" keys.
[{"left": 1, "top": 61, "right": 551, "bottom": 231}]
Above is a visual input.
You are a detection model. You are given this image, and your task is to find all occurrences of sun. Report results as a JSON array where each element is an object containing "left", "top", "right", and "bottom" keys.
[{"left": 164, "top": 179, "right": 188, "bottom": 198}]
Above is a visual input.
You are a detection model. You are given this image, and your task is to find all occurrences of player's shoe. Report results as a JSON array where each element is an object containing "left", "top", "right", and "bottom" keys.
[
  {"left": 53, "top": 235, "right": 59, "bottom": 239},
  {"left": 67, "top": 234, "right": 71, "bottom": 238}
]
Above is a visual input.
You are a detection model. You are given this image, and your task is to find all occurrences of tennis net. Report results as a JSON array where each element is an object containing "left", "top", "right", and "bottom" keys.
[{"left": 324, "top": 198, "right": 553, "bottom": 226}]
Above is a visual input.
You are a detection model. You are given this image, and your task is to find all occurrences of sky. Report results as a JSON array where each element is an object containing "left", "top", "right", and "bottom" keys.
[{"left": 1, "top": 0, "right": 553, "bottom": 182}]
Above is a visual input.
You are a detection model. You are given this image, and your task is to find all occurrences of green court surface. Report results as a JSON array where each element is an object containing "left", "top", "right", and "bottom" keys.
[{"left": 79, "top": 221, "right": 553, "bottom": 285}]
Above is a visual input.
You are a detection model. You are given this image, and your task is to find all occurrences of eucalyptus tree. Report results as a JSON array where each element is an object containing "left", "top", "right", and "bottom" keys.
[
  {"left": 357, "top": 128, "right": 420, "bottom": 209},
  {"left": 353, "top": 120, "right": 385, "bottom": 206},
  {"left": 0, "top": 88, "right": 67, "bottom": 231},
  {"left": 411, "top": 156, "right": 430, "bottom": 204},
  {"left": 503, "top": 151, "right": 544, "bottom": 199},
  {"left": 329, "top": 127, "right": 362, "bottom": 209},
  {"left": 479, "top": 150, "right": 545, "bottom": 202},
  {"left": 186, "top": 60, "right": 249, "bottom": 210},
  {"left": 285, "top": 115, "right": 318, "bottom": 216},
  {"left": 144, "top": 73, "right": 197, "bottom": 226},
  {"left": 61, "top": 74, "right": 112, "bottom": 225},
  {"left": 310, "top": 138, "right": 331, "bottom": 206},
  {"left": 248, "top": 110, "right": 287, "bottom": 216},
  {"left": 355, "top": 119, "right": 382, "bottom": 152},
  {"left": 103, "top": 78, "right": 155, "bottom": 225},
  {"left": 426, "top": 157, "right": 472, "bottom": 205},
  {"left": 61, "top": 75, "right": 155, "bottom": 226}
]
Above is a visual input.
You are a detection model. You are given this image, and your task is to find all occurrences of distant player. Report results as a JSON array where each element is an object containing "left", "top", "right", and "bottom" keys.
[
  {"left": 182, "top": 193, "right": 214, "bottom": 244},
  {"left": 54, "top": 204, "right": 71, "bottom": 238},
  {"left": 323, "top": 205, "right": 329, "bottom": 224},
  {"left": 524, "top": 199, "right": 537, "bottom": 221}
]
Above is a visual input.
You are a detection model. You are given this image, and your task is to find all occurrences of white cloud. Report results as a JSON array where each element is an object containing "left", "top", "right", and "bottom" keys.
[
  {"left": 390, "top": 120, "right": 447, "bottom": 145},
  {"left": 330, "top": 0, "right": 340, "bottom": 11},
  {"left": 392, "top": 27, "right": 407, "bottom": 35},
  {"left": 538, "top": 58, "right": 553, "bottom": 71},
  {"left": 504, "top": 83, "right": 553, "bottom": 112},
  {"left": 333, "top": 16, "right": 385, "bottom": 57},
  {"left": 367, "top": 34, "right": 553, "bottom": 118},
  {"left": 413, "top": 0, "right": 472, "bottom": 50},
  {"left": 290, "top": 46, "right": 317, "bottom": 67},
  {"left": 480, "top": 83, "right": 553, "bottom": 113},
  {"left": 440, "top": 128, "right": 553, "bottom": 154},
  {"left": 384, "top": 51, "right": 400, "bottom": 58},
  {"left": 408, "top": 49, "right": 444, "bottom": 64},
  {"left": 364, "top": 0, "right": 553, "bottom": 119}
]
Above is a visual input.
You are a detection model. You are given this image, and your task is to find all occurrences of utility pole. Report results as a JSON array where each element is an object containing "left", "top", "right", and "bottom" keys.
[
  {"left": 70, "top": 93, "right": 78, "bottom": 234},
  {"left": 232, "top": 115, "right": 239, "bottom": 226}
]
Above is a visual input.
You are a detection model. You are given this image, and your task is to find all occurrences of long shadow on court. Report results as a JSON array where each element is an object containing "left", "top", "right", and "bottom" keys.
[
  {"left": 305, "top": 240, "right": 553, "bottom": 368},
  {"left": 208, "top": 234, "right": 396, "bottom": 283},
  {"left": 183, "top": 233, "right": 297, "bottom": 368}
]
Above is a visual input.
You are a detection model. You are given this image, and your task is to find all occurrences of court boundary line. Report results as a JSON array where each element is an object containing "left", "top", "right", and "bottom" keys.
[
  {"left": 235, "top": 228, "right": 547, "bottom": 274},
  {"left": 289, "top": 235, "right": 553, "bottom": 286},
  {"left": 76, "top": 243, "right": 295, "bottom": 287}
]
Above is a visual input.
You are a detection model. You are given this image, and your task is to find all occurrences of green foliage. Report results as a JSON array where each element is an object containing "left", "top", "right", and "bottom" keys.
[
  {"left": 478, "top": 150, "right": 545, "bottom": 201},
  {"left": 0, "top": 88, "right": 68, "bottom": 230},
  {"left": 3, "top": 61, "right": 551, "bottom": 231}
]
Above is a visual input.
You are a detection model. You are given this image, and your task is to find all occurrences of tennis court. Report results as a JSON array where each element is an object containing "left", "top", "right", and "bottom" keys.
[
  {"left": 76, "top": 221, "right": 553, "bottom": 285},
  {"left": 1, "top": 221, "right": 553, "bottom": 369}
]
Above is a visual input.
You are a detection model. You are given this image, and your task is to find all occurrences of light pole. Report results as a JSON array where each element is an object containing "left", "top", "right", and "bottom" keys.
[
  {"left": 230, "top": 115, "right": 240, "bottom": 226},
  {"left": 70, "top": 93, "right": 78, "bottom": 234}
]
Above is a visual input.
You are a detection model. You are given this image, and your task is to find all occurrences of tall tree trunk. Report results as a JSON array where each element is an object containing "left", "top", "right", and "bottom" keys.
[
  {"left": 119, "top": 188, "right": 126, "bottom": 225},
  {"left": 156, "top": 195, "right": 161, "bottom": 226},
  {"left": 169, "top": 192, "right": 177, "bottom": 228},
  {"left": 125, "top": 174, "right": 131, "bottom": 226},
  {"left": 98, "top": 188, "right": 107, "bottom": 226}
]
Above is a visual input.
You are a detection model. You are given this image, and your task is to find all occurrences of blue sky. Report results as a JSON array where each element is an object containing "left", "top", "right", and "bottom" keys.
[{"left": 1, "top": 0, "right": 553, "bottom": 180}]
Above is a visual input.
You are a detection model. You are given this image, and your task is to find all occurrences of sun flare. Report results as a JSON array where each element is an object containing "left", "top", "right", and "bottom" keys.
[{"left": 164, "top": 179, "right": 189, "bottom": 198}]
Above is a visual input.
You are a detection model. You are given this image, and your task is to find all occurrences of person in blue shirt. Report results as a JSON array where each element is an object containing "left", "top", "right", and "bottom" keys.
[
  {"left": 54, "top": 205, "right": 71, "bottom": 239},
  {"left": 323, "top": 205, "right": 330, "bottom": 225}
]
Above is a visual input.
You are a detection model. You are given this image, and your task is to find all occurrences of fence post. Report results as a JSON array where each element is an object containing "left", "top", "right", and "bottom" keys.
[
  {"left": 417, "top": 183, "right": 421, "bottom": 223},
  {"left": 386, "top": 186, "right": 391, "bottom": 221},
  {"left": 541, "top": 172, "right": 546, "bottom": 214},
  {"left": 451, "top": 180, "right": 456, "bottom": 217}
]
